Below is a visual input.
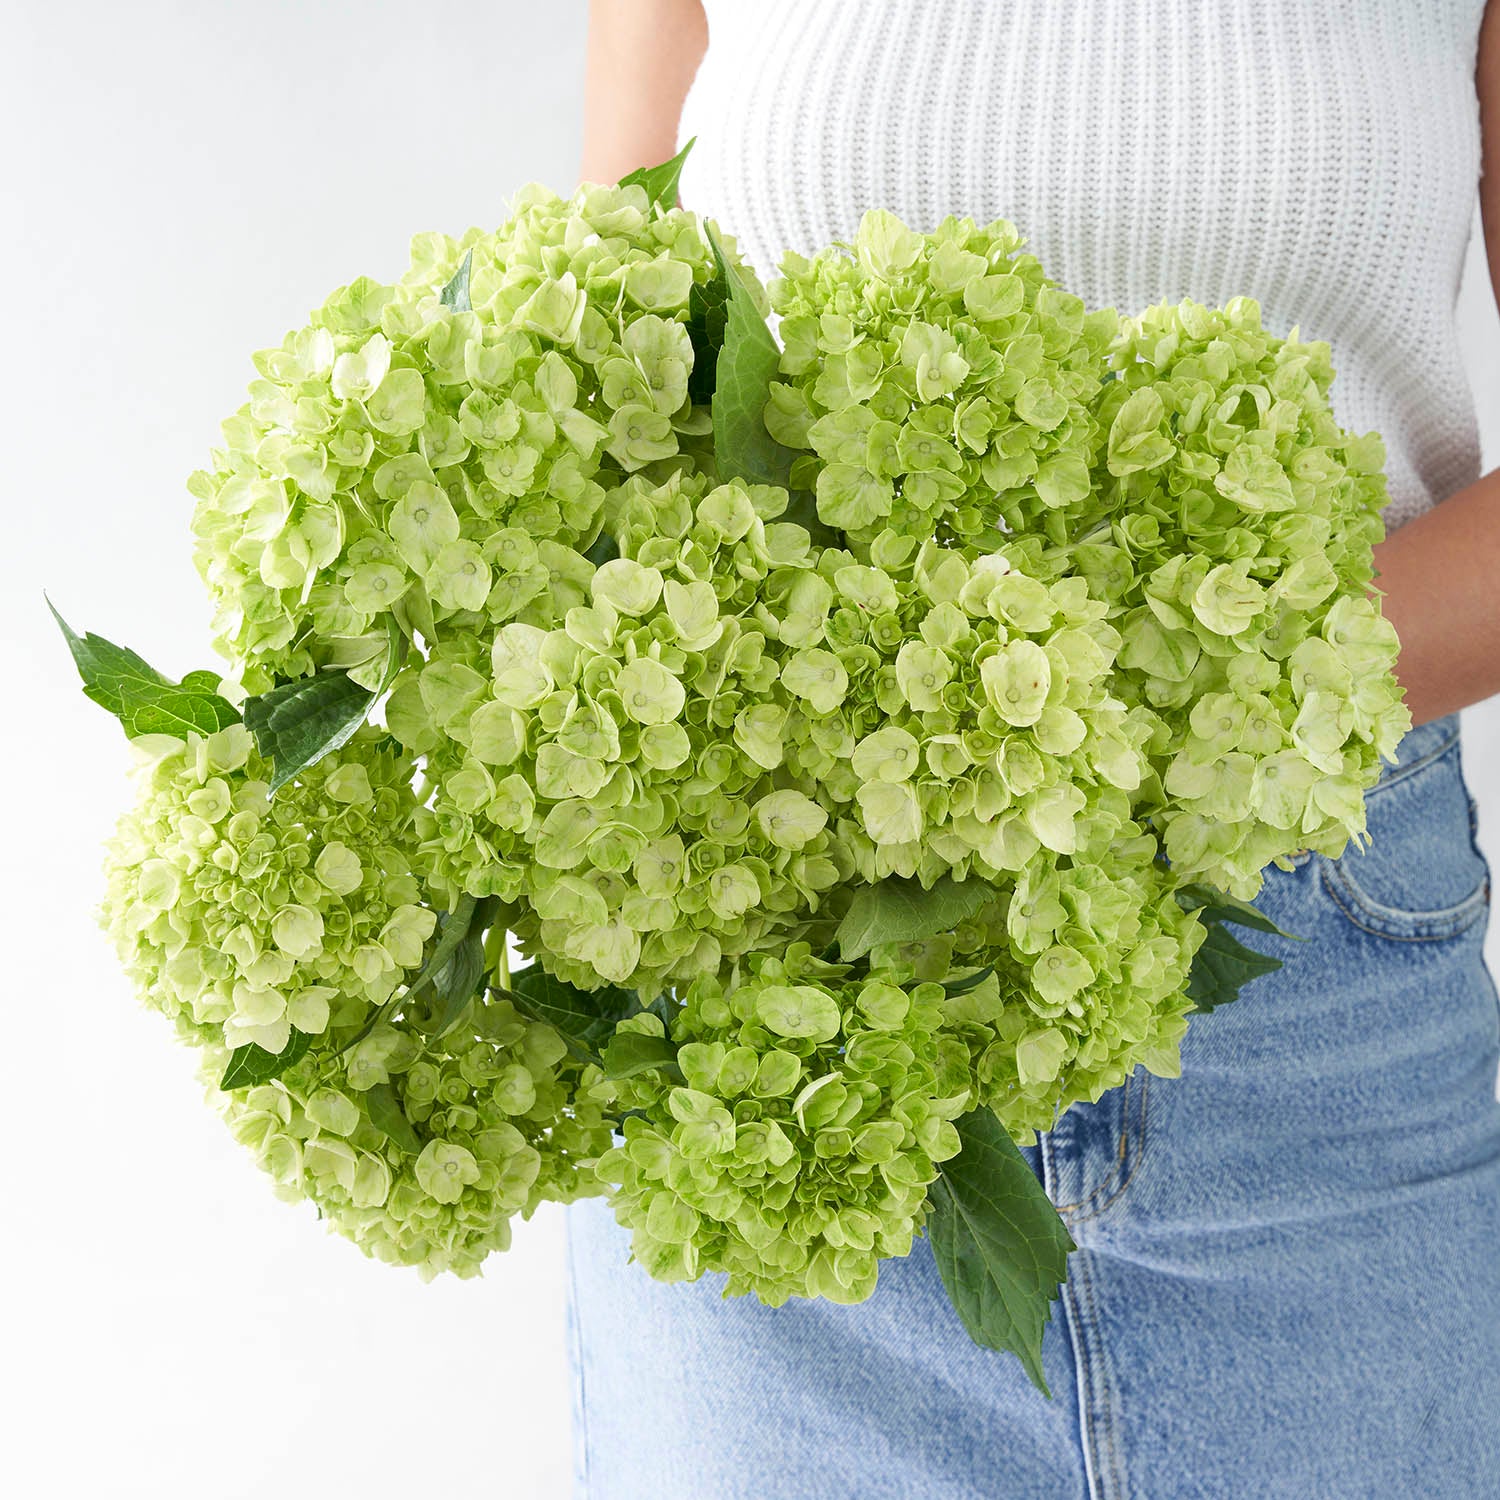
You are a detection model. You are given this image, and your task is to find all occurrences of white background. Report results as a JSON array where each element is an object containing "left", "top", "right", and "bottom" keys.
[{"left": 6, "top": 4, "right": 1500, "bottom": 1496}]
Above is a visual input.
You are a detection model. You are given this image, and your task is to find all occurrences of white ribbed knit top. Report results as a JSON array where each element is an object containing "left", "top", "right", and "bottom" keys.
[{"left": 678, "top": 0, "right": 1488, "bottom": 531}]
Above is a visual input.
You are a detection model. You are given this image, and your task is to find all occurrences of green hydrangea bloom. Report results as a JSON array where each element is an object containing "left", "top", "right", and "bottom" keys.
[
  {"left": 1065, "top": 297, "right": 1410, "bottom": 893},
  {"left": 773, "top": 530, "right": 1156, "bottom": 892},
  {"left": 406, "top": 469, "right": 1155, "bottom": 1000},
  {"left": 100, "top": 723, "right": 432, "bottom": 1055},
  {"left": 189, "top": 181, "right": 761, "bottom": 694},
  {"left": 90, "top": 172, "right": 1416, "bottom": 1313},
  {"left": 210, "top": 987, "right": 612, "bottom": 1279},
  {"left": 100, "top": 720, "right": 610, "bottom": 1276},
  {"left": 593, "top": 948, "right": 970, "bottom": 1305},
  {"left": 408, "top": 472, "right": 847, "bottom": 995},
  {"left": 766, "top": 208, "right": 1118, "bottom": 547},
  {"left": 925, "top": 841, "right": 1204, "bottom": 1143}
]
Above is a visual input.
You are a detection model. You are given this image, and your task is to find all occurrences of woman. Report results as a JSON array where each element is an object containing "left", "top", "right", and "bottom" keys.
[{"left": 565, "top": 3, "right": 1500, "bottom": 1495}]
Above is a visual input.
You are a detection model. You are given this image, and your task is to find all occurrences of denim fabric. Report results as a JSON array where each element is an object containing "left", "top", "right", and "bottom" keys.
[{"left": 564, "top": 712, "right": 1500, "bottom": 1498}]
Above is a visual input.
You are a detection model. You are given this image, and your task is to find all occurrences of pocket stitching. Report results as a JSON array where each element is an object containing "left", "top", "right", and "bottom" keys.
[
  {"left": 1364, "top": 727, "right": 1461, "bottom": 803},
  {"left": 1320, "top": 733, "right": 1486, "bottom": 940},
  {"left": 1060, "top": 1070, "right": 1150, "bottom": 1222},
  {"left": 1318, "top": 856, "right": 1488, "bottom": 943}
]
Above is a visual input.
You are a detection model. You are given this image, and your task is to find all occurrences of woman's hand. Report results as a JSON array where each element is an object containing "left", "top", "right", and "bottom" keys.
[
  {"left": 580, "top": 0, "right": 707, "bottom": 189},
  {"left": 1372, "top": 0, "right": 1500, "bottom": 727}
]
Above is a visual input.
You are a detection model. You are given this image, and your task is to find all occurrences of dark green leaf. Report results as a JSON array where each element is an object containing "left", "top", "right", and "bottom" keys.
[
  {"left": 48, "top": 598, "right": 239, "bottom": 739},
  {"left": 685, "top": 261, "right": 730, "bottom": 404},
  {"left": 598, "top": 1030, "right": 682, "bottom": 1081},
  {"left": 927, "top": 1107, "right": 1076, "bottom": 1396},
  {"left": 506, "top": 965, "right": 637, "bottom": 1061},
  {"left": 219, "top": 1029, "right": 313, "bottom": 1090},
  {"left": 616, "top": 137, "right": 695, "bottom": 209},
  {"left": 776, "top": 486, "right": 842, "bottom": 549},
  {"left": 1186, "top": 921, "right": 1284, "bottom": 1013},
  {"left": 339, "top": 893, "right": 481, "bottom": 1055},
  {"left": 583, "top": 529, "right": 620, "bottom": 569},
  {"left": 243, "top": 670, "right": 371, "bottom": 792},
  {"left": 363, "top": 1081, "right": 422, "bottom": 1154},
  {"left": 641, "top": 992, "right": 679, "bottom": 1032},
  {"left": 1174, "top": 882, "right": 1299, "bottom": 939},
  {"left": 415, "top": 895, "right": 482, "bottom": 989},
  {"left": 706, "top": 224, "right": 797, "bottom": 488},
  {"left": 941, "top": 966, "right": 995, "bottom": 996},
  {"left": 424, "top": 896, "right": 502, "bottom": 1040},
  {"left": 242, "top": 620, "right": 403, "bottom": 793},
  {"left": 439, "top": 249, "right": 472, "bottom": 312},
  {"left": 837, "top": 876, "right": 1000, "bottom": 963}
]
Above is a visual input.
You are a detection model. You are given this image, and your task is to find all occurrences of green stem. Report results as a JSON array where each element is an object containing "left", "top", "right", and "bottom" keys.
[{"left": 484, "top": 921, "right": 510, "bottom": 990}]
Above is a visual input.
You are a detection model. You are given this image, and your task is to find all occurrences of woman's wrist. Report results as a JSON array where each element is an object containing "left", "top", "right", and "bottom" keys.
[{"left": 1371, "top": 465, "right": 1500, "bottom": 726}]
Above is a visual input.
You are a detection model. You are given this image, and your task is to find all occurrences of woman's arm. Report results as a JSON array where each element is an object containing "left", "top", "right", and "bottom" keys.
[
  {"left": 580, "top": 0, "right": 707, "bottom": 188},
  {"left": 1368, "top": 0, "right": 1500, "bottom": 726}
]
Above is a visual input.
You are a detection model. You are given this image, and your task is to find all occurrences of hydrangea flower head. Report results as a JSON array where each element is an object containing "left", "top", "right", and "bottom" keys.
[
  {"left": 214, "top": 988, "right": 612, "bottom": 1279},
  {"left": 100, "top": 723, "right": 432, "bottom": 1055},
  {"left": 189, "top": 181, "right": 762, "bottom": 695},
  {"left": 1079, "top": 297, "right": 1410, "bottom": 893},
  {"left": 766, "top": 209, "right": 1118, "bottom": 548},
  {"left": 594, "top": 947, "right": 970, "bottom": 1304}
]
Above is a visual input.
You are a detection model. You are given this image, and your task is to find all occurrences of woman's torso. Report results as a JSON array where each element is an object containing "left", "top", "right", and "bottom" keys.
[{"left": 678, "top": 0, "right": 1488, "bottom": 531}]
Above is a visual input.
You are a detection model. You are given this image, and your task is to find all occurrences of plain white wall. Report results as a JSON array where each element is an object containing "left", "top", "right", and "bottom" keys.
[{"left": 6, "top": 4, "right": 1499, "bottom": 1497}]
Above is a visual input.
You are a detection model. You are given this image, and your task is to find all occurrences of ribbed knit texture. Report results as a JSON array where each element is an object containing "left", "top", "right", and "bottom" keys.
[{"left": 678, "top": 0, "right": 1487, "bottom": 530}]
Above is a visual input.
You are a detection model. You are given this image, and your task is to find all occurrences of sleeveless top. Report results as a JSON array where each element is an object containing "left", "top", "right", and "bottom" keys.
[{"left": 677, "top": 0, "right": 1489, "bottom": 532}]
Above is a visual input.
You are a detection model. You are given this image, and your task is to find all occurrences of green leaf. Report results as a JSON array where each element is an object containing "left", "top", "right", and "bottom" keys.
[
  {"left": 685, "top": 260, "right": 730, "bottom": 404},
  {"left": 363, "top": 1081, "right": 423, "bottom": 1154},
  {"left": 640, "top": 992, "right": 679, "bottom": 1032},
  {"left": 1185, "top": 921, "right": 1284, "bottom": 1013},
  {"left": 506, "top": 965, "right": 637, "bottom": 1061},
  {"left": 243, "top": 670, "right": 371, "bottom": 792},
  {"left": 941, "top": 966, "right": 995, "bottom": 996},
  {"left": 339, "top": 893, "right": 482, "bottom": 1055},
  {"left": 616, "top": 137, "right": 695, "bottom": 209},
  {"left": 439, "top": 249, "right": 472, "bottom": 313},
  {"left": 598, "top": 1030, "right": 682, "bottom": 1081},
  {"left": 423, "top": 895, "right": 502, "bottom": 1040},
  {"left": 926, "top": 1106, "right": 1076, "bottom": 1396},
  {"left": 777, "top": 486, "right": 842, "bottom": 549},
  {"left": 410, "top": 895, "right": 480, "bottom": 992},
  {"left": 836, "top": 875, "right": 1000, "bottom": 963},
  {"left": 219, "top": 1029, "right": 313, "bottom": 1090},
  {"left": 1174, "top": 882, "right": 1300, "bottom": 939},
  {"left": 243, "top": 620, "right": 403, "bottom": 793},
  {"left": 48, "top": 598, "right": 239, "bottom": 739},
  {"left": 583, "top": 529, "right": 620, "bottom": 569},
  {"left": 179, "top": 669, "right": 232, "bottom": 698},
  {"left": 706, "top": 224, "right": 797, "bottom": 488}
]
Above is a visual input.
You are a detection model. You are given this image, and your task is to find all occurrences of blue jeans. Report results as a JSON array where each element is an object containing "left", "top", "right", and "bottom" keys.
[{"left": 564, "top": 712, "right": 1500, "bottom": 1498}]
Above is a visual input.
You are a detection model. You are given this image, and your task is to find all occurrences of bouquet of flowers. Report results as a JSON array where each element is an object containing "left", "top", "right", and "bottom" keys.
[{"left": 57, "top": 142, "right": 1408, "bottom": 1393}]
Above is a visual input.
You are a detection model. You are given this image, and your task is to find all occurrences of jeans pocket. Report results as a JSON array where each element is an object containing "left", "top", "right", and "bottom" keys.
[{"left": 1319, "top": 734, "right": 1490, "bottom": 943}]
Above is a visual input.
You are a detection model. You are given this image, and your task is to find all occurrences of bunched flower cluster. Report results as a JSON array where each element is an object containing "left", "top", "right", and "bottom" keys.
[
  {"left": 101, "top": 720, "right": 612, "bottom": 1277},
  {"left": 100, "top": 723, "right": 433, "bottom": 1056},
  {"left": 213, "top": 989, "right": 612, "bottom": 1279},
  {"left": 189, "top": 180, "right": 759, "bottom": 696},
  {"left": 765, "top": 209, "right": 1118, "bottom": 548},
  {"left": 944, "top": 844, "right": 1204, "bottom": 1142},
  {"left": 401, "top": 465, "right": 1158, "bottom": 1003},
  {"left": 78, "top": 169, "right": 1410, "bottom": 1329},
  {"left": 593, "top": 948, "right": 970, "bottom": 1305},
  {"left": 1068, "top": 297, "right": 1410, "bottom": 894},
  {"left": 399, "top": 472, "right": 846, "bottom": 995}
]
